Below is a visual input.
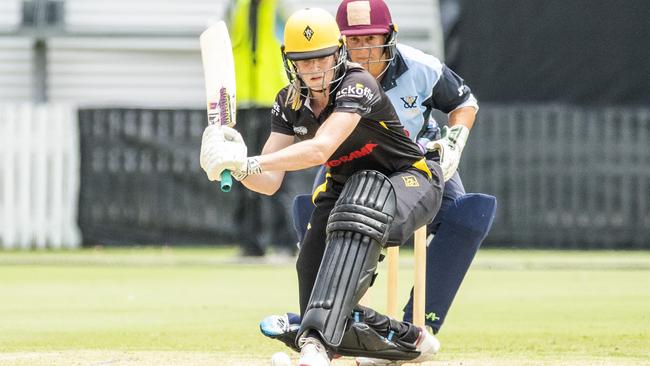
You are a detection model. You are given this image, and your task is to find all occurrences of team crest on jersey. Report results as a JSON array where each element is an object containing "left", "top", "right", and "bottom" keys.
[
  {"left": 400, "top": 96, "right": 418, "bottom": 109},
  {"left": 402, "top": 175, "right": 420, "bottom": 187},
  {"left": 303, "top": 26, "right": 314, "bottom": 41},
  {"left": 293, "top": 126, "right": 308, "bottom": 135}
]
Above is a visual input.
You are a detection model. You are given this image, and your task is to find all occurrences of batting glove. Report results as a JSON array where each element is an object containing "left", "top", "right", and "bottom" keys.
[
  {"left": 229, "top": 156, "right": 262, "bottom": 181},
  {"left": 426, "top": 124, "right": 469, "bottom": 181},
  {"left": 199, "top": 125, "right": 247, "bottom": 181}
]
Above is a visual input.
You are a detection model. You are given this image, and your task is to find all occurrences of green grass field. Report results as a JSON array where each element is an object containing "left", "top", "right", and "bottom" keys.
[{"left": 1, "top": 248, "right": 649, "bottom": 365}]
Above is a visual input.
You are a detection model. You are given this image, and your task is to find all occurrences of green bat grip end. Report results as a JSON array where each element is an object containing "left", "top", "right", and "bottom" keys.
[{"left": 220, "top": 170, "right": 232, "bottom": 192}]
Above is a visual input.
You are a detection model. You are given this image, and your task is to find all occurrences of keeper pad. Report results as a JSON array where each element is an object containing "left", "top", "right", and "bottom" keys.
[{"left": 299, "top": 170, "right": 396, "bottom": 347}]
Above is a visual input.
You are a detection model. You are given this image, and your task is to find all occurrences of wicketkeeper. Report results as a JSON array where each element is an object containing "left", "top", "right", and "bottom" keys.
[{"left": 200, "top": 7, "right": 445, "bottom": 366}]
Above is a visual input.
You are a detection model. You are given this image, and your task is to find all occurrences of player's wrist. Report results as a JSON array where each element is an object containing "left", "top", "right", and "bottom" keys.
[
  {"left": 245, "top": 156, "right": 262, "bottom": 175},
  {"left": 231, "top": 156, "right": 262, "bottom": 181},
  {"left": 447, "top": 125, "right": 469, "bottom": 151},
  {"left": 416, "top": 138, "right": 430, "bottom": 155}
]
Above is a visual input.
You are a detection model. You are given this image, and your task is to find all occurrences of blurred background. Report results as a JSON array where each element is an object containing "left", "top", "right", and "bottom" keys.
[{"left": 0, "top": 0, "right": 649, "bottom": 252}]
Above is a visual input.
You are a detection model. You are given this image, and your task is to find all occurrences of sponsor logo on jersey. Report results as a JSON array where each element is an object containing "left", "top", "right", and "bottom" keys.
[
  {"left": 336, "top": 83, "right": 375, "bottom": 101},
  {"left": 271, "top": 102, "right": 281, "bottom": 116},
  {"left": 457, "top": 84, "right": 470, "bottom": 97},
  {"left": 293, "top": 126, "right": 308, "bottom": 136},
  {"left": 400, "top": 95, "right": 418, "bottom": 109},
  {"left": 402, "top": 175, "right": 420, "bottom": 187},
  {"left": 325, "top": 143, "right": 378, "bottom": 168}
]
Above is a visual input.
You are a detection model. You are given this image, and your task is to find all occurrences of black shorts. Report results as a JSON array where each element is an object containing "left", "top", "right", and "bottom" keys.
[
  {"left": 311, "top": 161, "right": 443, "bottom": 245},
  {"left": 296, "top": 161, "right": 444, "bottom": 315}
]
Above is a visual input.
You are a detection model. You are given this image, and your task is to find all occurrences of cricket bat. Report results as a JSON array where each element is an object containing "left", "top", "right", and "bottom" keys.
[{"left": 200, "top": 21, "right": 237, "bottom": 192}]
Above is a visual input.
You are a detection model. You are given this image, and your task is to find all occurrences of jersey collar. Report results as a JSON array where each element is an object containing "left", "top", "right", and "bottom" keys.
[{"left": 380, "top": 48, "right": 408, "bottom": 92}]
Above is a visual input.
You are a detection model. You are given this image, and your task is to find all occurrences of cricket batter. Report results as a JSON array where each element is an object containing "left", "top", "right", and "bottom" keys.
[
  {"left": 200, "top": 7, "right": 444, "bottom": 366},
  {"left": 262, "top": 1, "right": 496, "bottom": 364}
]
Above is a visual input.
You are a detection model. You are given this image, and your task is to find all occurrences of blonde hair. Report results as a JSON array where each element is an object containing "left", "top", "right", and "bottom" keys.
[
  {"left": 285, "top": 78, "right": 304, "bottom": 110},
  {"left": 284, "top": 58, "right": 354, "bottom": 111}
]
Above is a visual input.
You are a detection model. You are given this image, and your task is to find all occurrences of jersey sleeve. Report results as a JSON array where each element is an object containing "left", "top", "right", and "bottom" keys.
[
  {"left": 270, "top": 91, "right": 295, "bottom": 136},
  {"left": 430, "top": 65, "right": 478, "bottom": 113},
  {"left": 333, "top": 70, "right": 382, "bottom": 117}
]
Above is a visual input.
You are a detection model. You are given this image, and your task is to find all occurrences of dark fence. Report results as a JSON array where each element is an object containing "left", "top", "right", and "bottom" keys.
[
  {"left": 78, "top": 106, "right": 650, "bottom": 249},
  {"left": 78, "top": 108, "right": 316, "bottom": 246},
  {"left": 462, "top": 105, "right": 650, "bottom": 249},
  {"left": 78, "top": 108, "right": 232, "bottom": 245}
]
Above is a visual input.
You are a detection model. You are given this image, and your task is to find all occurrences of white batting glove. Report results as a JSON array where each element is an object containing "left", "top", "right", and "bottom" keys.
[
  {"left": 426, "top": 125, "right": 469, "bottom": 181},
  {"left": 229, "top": 156, "right": 263, "bottom": 181},
  {"left": 199, "top": 125, "right": 247, "bottom": 181}
]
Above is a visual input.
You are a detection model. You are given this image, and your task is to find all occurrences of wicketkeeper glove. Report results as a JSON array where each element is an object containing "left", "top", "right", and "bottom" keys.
[{"left": 426, "top": 124, "right": 469, "bottom": 181}]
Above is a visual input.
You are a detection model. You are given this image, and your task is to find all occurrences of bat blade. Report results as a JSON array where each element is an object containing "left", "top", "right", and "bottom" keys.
[{"left": 200, "top": 21, "right": 237, "bottom": 192}]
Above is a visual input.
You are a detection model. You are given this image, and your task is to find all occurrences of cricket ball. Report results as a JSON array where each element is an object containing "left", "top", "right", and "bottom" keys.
[{"left": 271, "top": 351, "right": 291, "bottom": 366}]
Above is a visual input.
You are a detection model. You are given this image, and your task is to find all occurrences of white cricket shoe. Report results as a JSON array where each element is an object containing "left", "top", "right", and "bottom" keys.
[
  {"left": 298, "top": 336, "right": 330, "bottom": 366},
  {"left": 260, "top": 313, "right": 300, "bottom": 337},
  {"left": 355, "top": 327, "right": 440, "bottom": 366}
]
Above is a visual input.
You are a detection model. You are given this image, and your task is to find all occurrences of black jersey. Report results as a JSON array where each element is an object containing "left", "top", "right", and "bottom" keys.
[{"left": 270, "top": 65, "right": 424, "bottom": 184}]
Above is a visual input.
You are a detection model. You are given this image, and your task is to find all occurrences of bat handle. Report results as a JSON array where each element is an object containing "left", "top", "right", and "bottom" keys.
[{"left": 220, "top": 170, "right": 232, "bottom": 192}]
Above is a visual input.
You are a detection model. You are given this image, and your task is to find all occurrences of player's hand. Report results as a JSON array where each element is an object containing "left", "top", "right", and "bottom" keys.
[
  {"left": 200, "top": 125, "right": 247, "bottom": 181},
  {"left": 426, "top": 125, "right": 469, "bottom": 181}
]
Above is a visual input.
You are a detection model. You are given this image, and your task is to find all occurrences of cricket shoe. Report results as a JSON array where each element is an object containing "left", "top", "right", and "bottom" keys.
[
  {"left": 355, "top": 326, "right": 440, "bottom": 366},
  {"left": 260, "top": 313, "right": 301, "bottom": 336},
  {"left": 260, "top": 313, "right": 301, "bottom": 352},
  {"left": 298, "top": 336, "right": 330, "bottom": 366}
]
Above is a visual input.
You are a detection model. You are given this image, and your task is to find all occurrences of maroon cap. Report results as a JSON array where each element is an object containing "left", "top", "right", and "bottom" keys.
[{"left": 336, "top": 0, "right": 393, "bottom": 36}]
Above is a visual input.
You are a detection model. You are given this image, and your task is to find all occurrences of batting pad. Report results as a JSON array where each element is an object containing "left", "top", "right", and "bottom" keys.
[{"left": 299, "top": 170, "right": 396, "bottom": 347}]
